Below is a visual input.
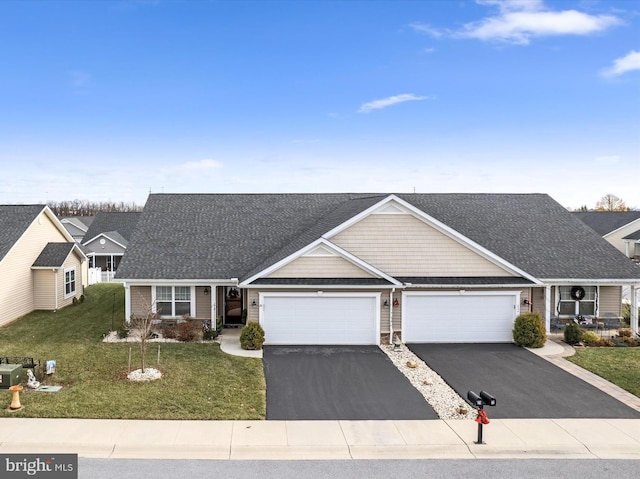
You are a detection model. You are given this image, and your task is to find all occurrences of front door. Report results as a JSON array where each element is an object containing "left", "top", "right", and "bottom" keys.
[{"left": 224, "top": 287, "right": 244, "bottom": 326}]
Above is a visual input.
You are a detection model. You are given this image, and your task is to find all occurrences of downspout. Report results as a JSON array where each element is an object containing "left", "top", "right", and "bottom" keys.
[
  {"left": 389, "top": 288, "right": 395, "bottom": 344},
  {"left": 53, "top": 268, "right": 59, "bottom": 312}
]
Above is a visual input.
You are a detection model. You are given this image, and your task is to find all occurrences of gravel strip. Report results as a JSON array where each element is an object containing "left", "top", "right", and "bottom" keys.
[{"left": 380, "top": 344, "right": 473, "bottom": 420}]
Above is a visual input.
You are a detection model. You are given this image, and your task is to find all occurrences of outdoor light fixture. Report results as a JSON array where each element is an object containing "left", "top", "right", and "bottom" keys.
[
  {"left": 383, "top": 300, "right": 389, "bottom": 308},
  {"left": 393, "top": 298, "right": 400, "bottom": 307},
  {"left": 203, "top": 287, "right": 209, "bottom": 295},
  {"left": 251, "top": 299, "right": 257, "bottom": 308}
]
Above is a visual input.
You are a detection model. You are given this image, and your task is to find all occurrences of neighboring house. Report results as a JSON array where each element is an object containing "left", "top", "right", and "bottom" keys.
[
  {"left": 0, "top": 205, "right": 87, "bottom": 328},
  {"left": 573, "top": 211, "right": 640, "bottom": 262},
  {"left": 82, "top": 212, "right": 141, "bottom": 281},
  {"left": 116, "top": 194, "right": 640, "bottom": 344},
  {"left": 60, "top": 216, "right": 95, "bottom": 243}
]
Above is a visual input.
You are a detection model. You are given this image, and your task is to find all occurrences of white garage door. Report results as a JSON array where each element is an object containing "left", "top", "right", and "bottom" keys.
[
  {"left": 261, "top": 294, "right": 379, "bottom": 345},
  {"left": 403, "top": 293, "right": 517, "bottom": 343}
]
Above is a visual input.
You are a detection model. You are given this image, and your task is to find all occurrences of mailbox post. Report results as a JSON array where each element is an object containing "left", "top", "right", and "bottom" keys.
[{"left": 467, "top": 390, "right": 496, "bottom": 444}]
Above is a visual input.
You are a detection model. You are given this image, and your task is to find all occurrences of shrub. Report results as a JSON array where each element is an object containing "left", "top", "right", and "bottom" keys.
[
  {"left": 203, "top": 329, "right": 219, "bottom": 341},
  {"left": 611, "top": 337, "right": 629, "bottom": 348},
  {"left": 117, "top": 327, "right": 130, "bottom": 339},
  {"left": 563, "top": 321, "right": 583, "bottom": 345},
  {"left": 240, "top": 322, "right": 265, "bottom": 350},
  {"left": 162, "top": 324, "right": 177, "bottom": 339},
  {"left": 618, "top": 328, "right": 632, "bottom": 338},
  {"left": 177, "top": 321, "right": 202, "bottom": 342},
  {"left": 512, "top": 312, "right": 546, "bottom": 348},
  {"left": 216, "top": 315, "right": 224, "bottom": 332},
  {"left": 622, "top": 337, "right": 639, "bottom": 347},
  {"left": 582, "top": 330, "right": 600, "bottom": 346}
]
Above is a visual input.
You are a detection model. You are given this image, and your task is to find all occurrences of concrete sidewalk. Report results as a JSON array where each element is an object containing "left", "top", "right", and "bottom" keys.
[{"left": 1, "top": 417, "right": 640, "bottom": 460}]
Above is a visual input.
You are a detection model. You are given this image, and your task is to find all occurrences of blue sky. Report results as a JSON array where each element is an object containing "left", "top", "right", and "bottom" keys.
[{"left": 1, "top": 0, "right": 638, "bottom": 209}]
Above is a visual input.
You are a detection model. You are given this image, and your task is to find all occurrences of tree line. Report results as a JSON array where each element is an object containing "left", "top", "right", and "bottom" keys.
[
  {"left": 573, "top": 194, "right": 637, "bottom": 212},
  {"left": 48, "top": 199, "right": 143, "bottom": 217}
]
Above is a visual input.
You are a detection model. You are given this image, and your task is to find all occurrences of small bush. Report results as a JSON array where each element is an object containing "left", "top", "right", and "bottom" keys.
[
  {"left": 117, "top": 327, "right": 130, "bottom": 339},
  {"left": 177, "top": 321, "right": 202, "bottom": 342},
  {"left": 512, "top": 312, "right": 546, "bottom": 348},
  {"left": 622, "top": 337, "right": 639, "bottom": 347},
  {"left": 240, "top": 322, "right": 265, "bottom": 350},
  {"left": 162, "top": 324, "right": 177, "bottom": 339},
  {"left": 216, "top": 315, "right": 224, "bottom": 332},
  {"left": 582, "top": 330, "right": 600, "bottom": 346},
  {"left": 564, "top": 321, "right": 583, "bottom": 345},
  {"left": 611, "top": 337, "right": 629, "bottom": 347},
  {"left": 618, "top": 328, "right": 632, "bottom": 338},
  {"left": 79, "top": 294, "right": 85, "bottom": 303},
  {"left": 203, "top": 329, "right": 219, "bottom": 341}
]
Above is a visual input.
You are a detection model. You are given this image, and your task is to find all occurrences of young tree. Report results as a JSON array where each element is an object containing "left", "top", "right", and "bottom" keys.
[
  {"left": 595, "top": 194, "right": 629, "bottom": 211},
  {"left": 129, "top": 294, "right": 160, "bottom": 373}
]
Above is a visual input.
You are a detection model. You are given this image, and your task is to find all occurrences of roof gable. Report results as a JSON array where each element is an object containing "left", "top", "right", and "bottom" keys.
[
  {"left": 82, "top": 212, "right": 141, "bottom": 246},
  {"left": 573, "top": 211, "right": 640, "bottom": 236},
  {"left": 32, "top": 242, "right": 86, "bottom": 268}
]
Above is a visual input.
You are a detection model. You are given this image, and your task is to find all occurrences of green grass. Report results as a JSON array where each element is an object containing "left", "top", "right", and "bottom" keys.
[
  {"left": 0, "top": 283, "right": 265, "bottom": 419},
  {"left": 567, "top": 348, "right": 640, "bottom": 397}
]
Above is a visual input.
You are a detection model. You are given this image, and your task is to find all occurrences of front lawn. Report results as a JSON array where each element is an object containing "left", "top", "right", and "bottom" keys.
[
  {"left": 567, "top": 348, "right": 640, "bottom": 398},
  {"left": 0, "top": 283, "right": 265, "bottom": 419}
]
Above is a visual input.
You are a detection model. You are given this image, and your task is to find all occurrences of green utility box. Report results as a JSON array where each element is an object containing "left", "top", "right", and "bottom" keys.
[{"left": 0, "top": 364, "right": 23, "bottom": 389}]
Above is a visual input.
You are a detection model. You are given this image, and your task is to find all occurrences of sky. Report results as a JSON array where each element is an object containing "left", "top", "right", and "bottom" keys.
[{"left": 1, "top": 0, "right": 639, "bottom": 210}]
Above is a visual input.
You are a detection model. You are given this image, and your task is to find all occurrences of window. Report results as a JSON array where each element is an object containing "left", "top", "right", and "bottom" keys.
[
  {"left": 155, "top": 286, "right": 192, "bottom": 317},
  {"left": 558, "top": 286, "right": 596, "bottom": 316},
  {"left": 64, "top": 268, "right": 76, "bottom": 298}
]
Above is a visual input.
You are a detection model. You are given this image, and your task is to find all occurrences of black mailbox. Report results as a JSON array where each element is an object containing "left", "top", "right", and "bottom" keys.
[
  {"left": 480, "top": 390, "right": 496, "bottom": 406},
  {"left": 467, "top": 390, "right": 483, "bottom": 407}
]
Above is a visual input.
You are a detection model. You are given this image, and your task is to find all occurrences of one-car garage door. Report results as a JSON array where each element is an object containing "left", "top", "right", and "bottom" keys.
[
  {"left": 260, "top": 293, "right": 379, "bottom": 345},
  {"left": 403, "top": 292, "right": 518, "bottom": 343}
]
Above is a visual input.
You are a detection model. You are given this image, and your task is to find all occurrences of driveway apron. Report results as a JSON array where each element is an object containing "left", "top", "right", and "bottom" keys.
[
  {"left": 408, "top": 343, "right": 640, "bottom": 419},
  {"left": 263, "top": 345, "right": 438, "bottom": 420}
]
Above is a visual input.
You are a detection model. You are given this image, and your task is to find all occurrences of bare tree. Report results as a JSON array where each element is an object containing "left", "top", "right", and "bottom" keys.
[
  {"left": 129, "top": 294, "right": 160, "bottom": 373},
  {"left": 48, "top": 199, "right": 143, "bottom": 217},
  {"left": 595, "top": 194, "right": 629, "bottom": 211}
]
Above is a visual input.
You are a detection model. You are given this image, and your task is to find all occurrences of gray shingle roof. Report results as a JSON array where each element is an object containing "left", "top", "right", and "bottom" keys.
[
  {"left": 83, "top": 212, "right": 140, "bottom": 245},
  {"left": 623, "top": 229, "right": 640, "bottom": 241},
  {"left": 116, "top": 193, "right": 640, "bottom": 282},
  {"left": 0, "top": 205, "right": 46, "bottom": 263},
  {"left": 32, "top": 242, "right": 76, "bottom": 268},
  {"left": 573, "top": 211, "right": 640, "bottom": 236}
]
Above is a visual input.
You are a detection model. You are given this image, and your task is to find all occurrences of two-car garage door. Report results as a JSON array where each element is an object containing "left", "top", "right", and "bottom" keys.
[
  {"left": 403, "top": 293, "right": 519, "bottom": 343},
  {"left": 261, "top": 294, "right": 379, "bottom": 345}
]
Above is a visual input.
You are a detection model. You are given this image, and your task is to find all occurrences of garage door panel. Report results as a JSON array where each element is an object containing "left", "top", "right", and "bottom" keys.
[
  {"left": 262, "top": 295, "right": 378, "bottom": 345},
  {"left": 404, "top": 294, "right": 516, "bottom": 343}
]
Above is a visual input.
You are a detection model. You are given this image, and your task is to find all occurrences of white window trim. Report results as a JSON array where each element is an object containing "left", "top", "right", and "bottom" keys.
[
  {"left": 64, "top": 267, "right": 76, "bottom": 299},
  {"left": 557, "top": 285, "right": 597, "bottom": 317},
  {"left": 152, "top": 285, "right": 195, "bottom": 318}
]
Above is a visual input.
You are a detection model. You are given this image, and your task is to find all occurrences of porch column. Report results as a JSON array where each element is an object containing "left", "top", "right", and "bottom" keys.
[
  {"left": 632, "top": 285, "right": 638, "bottom": 337},
  {"left": 544, "top": 285, "right": 551, "bottom": 332},
  {"left": 124, "top": 283, "right": 131, "bottom": 325},
  {"left": 211, "top": 286, "right": 217, "bottom": 331}
]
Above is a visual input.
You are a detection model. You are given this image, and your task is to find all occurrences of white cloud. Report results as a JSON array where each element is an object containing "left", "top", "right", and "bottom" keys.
[
  {"left": 601, "top": 50, "right": 640, "bottom": 77},
  {"left": 178, "top": 159, "right": 224, "bottom": 171},
  {"left": 358, "top": 94, "right": 431, "bottom": 114},
  {"left": 412, "top": 0, "right": 621, "bottom": 45}
]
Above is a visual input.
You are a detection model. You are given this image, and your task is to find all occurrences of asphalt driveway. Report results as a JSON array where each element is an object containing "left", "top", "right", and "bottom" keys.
[
  {"left": 408, "top": 343, "right": 640, "bottom": 419},
  {"left": 263, "top": 345, "right": 438, "bottom": 420}
]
